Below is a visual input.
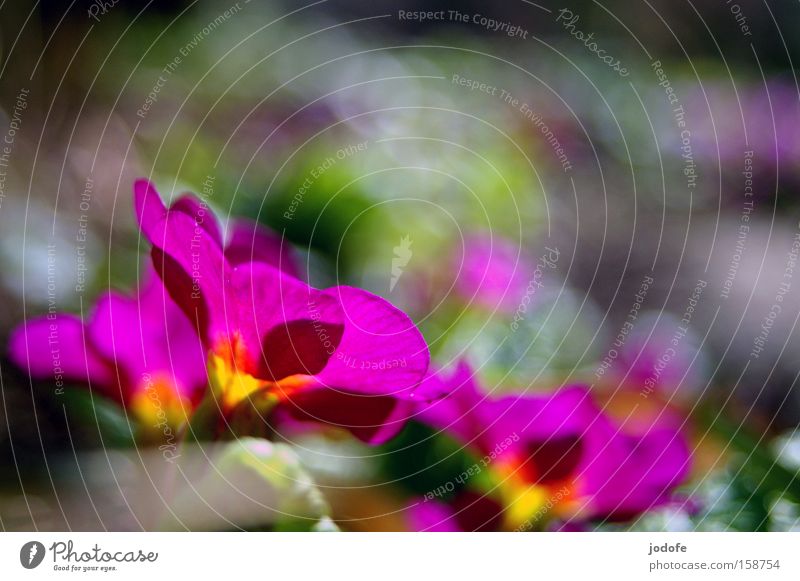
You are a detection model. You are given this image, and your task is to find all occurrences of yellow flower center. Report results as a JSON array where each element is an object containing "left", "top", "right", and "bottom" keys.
[
  {"left": 130, "top": 373, "right": 191, "bottom": 430},
  {"left": 492, "top": 458, "right": 578, "bottom": 530},
  {"left": 208, "top": 333, "right": 314, "bottom": 412}
]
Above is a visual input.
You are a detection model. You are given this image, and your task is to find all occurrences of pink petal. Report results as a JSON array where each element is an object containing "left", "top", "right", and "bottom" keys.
[
  {"left": 87, "top": 277, "right": 207, "bottom": 403},
  {"left": 171, "top": 194, "right": 223, "bottom": 248},
  {"left": 8, "top": 315, "right": 115, "bottom": 392},
  {"left": 133, "top": 179, "right": 168, "bottom": 240},
  {"left": 315, "top": 286, "right": 430, "bottom": 397},
  {"left": 453, "top": 233, "right": 531, "bottom": 313}
]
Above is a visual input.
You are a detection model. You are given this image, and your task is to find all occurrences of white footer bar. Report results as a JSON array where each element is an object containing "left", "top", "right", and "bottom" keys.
[{"left": 1, "top": 532, "right": 797, "bottom": 579}]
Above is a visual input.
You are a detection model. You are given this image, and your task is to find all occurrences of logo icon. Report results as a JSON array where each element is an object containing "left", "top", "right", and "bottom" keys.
[
  {"left": 390, "top": 235, "right": 413, "bottom": 292},
  {"left": 20, "top": 541, "right": 45, "bottom": 569}
]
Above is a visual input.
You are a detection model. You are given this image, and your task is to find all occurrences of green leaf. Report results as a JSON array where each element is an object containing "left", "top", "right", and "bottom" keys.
[{"left": 62, "top": 388, "right": 137, "bottom": 447}]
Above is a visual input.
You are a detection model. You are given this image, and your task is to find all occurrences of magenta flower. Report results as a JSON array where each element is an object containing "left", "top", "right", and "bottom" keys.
[
  {"left": 135, "top": 180, "right": 430, "bottom": 443},
  {"left": 452, "top": 233, "right": 531, "bottom": 313},
  {"left": 410, "top": 362, "right": 691, "bottom": 530},
  {"left": 9, "top": 269, "right": 207, "bottom": 428}
]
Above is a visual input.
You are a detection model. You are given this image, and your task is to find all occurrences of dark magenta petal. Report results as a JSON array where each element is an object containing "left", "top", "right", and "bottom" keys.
[
  {"left": 136, "top": 181, "right": 223, "bottom": 249},
  {"left": 315, "top": 286, "right": 430, "bottom": 397},
  {"left": 87, "top": 276, "right": 208, "bottom": 403},
  {"left": 259, "top": 320, "right": 343, "bottom": 381},
  {"left": 278, "top": 387, "right": 413, "bottom": 444},
  {"left": 8, "top": 315, "right": 114, "bottom": 391},
  {"left": 408, "top": 492, "right": 504, "bottom": 532},
  {"left": 503, "top": 388, "right": 690, "bottom": 519},
  {"left": 171, "top": 194, "right": 223, "bottom": 248},
  {"left": 450, "top": 490, "right": 505, "bottom": 532},
  {"left": 225, "top": 218, "right": 300, "bottom": 278},
  {"left": 518, "top": 435, "right": 584, "bottom": 485},
  {"left": 231, "top": 261, "right": 343, "bottom": 378}
]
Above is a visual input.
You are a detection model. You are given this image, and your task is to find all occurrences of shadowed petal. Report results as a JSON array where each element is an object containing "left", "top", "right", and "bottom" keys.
[
  {"left": 278, "top": 387, "right": 414, "bottom": 444},
  {"left": 407, "top": 492, "right": 504, "bottom": 532},
  {"left": 258, "top": 320, "right": 343, "bottom": 381}
]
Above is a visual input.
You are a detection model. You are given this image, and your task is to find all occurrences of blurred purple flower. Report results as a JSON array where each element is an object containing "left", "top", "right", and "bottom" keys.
[
  {"left": 9, "top": 268, "right": 207, "bottom": 428},
  {"left": 611, "top": 313, "right": 709, "bottom": 401},
  {"left": 410, "top": 362, "right": 691, "bottom": 530},
  {"left": 452, "top": 233, "right": 531, "bottom": 313},
  {"left": 682, "top": 80, "right": 800, "bottom": 169}
]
